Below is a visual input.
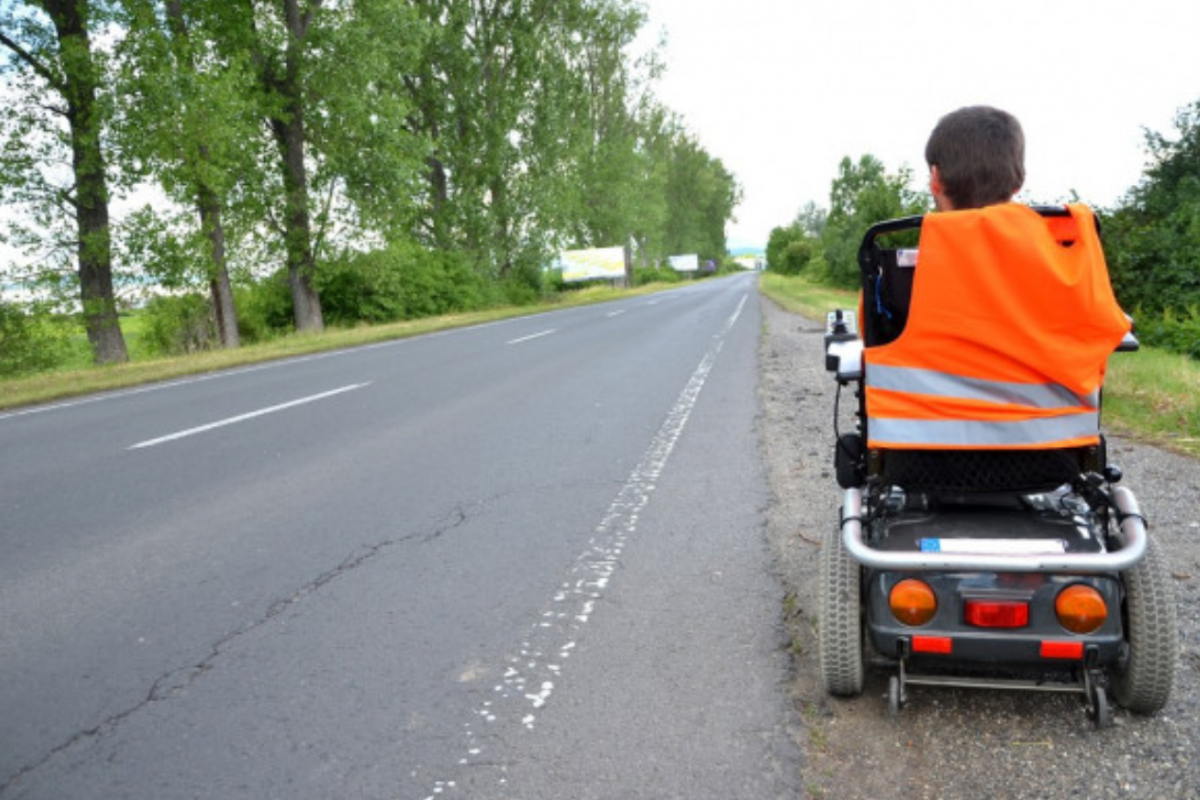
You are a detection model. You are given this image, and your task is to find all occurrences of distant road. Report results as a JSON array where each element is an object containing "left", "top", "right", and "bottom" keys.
[{"left": 0, "top": 272, "right": 800, "bottom": 799}]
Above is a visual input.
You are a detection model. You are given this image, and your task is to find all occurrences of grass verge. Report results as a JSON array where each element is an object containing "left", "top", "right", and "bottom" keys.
[
  {"left": 0, "top": 283, "right": 672, "bottom": 412},
  {"left": 759, "top": 272, "right": 1200, "bottom": 459}
]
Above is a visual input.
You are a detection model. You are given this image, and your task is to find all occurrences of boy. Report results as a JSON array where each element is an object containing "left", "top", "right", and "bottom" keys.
[
  {"left": 924, "top": 105, "right": 1025, "bottom": 211},
  {"left": 861, "top": 105, "right": 1130, "bottom": 450}
]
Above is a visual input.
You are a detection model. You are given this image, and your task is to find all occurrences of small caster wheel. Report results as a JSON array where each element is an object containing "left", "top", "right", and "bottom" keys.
[
  {"left": 887, "top": 675, "right": 903, "bottom": 718},
  {"left": 1091, "top": 685, "right": 1112, "bottom": 729}
]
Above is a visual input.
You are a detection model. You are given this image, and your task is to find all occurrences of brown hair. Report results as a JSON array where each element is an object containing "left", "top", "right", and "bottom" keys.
[{"left": 925, "top": 106, "right": 1025, "bottom": 209}]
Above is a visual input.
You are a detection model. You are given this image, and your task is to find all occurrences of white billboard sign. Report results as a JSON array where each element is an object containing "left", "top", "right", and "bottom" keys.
[
  {"left": 556, "top": 246, "right": 627, "bottom": 283},
  {"left": 668, "top": 254, "right": 699, "bottom": 273}
]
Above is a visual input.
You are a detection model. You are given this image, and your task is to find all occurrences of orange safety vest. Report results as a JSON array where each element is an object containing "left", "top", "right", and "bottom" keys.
[{"left": 864, "top": 203, "right": 1130, "bottom": 450}]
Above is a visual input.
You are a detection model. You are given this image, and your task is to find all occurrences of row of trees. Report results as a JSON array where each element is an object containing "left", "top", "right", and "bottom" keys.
[
  {"left": 768, "top": 99, "right": 1200, "bottom": 358},
  {"left": 765, "top": 154, "right": 927, "bottom": 288},
  {"left": 0, "top": 0, "right": 741, "bottom": 365}
]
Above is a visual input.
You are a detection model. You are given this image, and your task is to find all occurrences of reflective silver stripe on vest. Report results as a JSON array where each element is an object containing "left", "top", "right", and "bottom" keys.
[
  {"left": 868, "top": 412, "right": 1101, "bottom": 447},
  {"left": 866, "top": 364, "right": 1099, "bottom": 410}
]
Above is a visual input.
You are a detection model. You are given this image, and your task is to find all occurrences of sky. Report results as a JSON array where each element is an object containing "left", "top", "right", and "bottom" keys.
[{"left": 636, "top": 0, "right": 1200, "bottom": 250}]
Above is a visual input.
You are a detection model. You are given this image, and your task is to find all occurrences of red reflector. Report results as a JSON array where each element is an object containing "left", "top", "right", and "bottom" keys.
[
  {"left": 912, "top": 636, "right": 953, "bottom": 654},
  {"left": 1040, "top": 641, "right": 1085, "bottom": 660},
  {"left": 964, "top": 600, "right": 1029, "bottom": 629}
]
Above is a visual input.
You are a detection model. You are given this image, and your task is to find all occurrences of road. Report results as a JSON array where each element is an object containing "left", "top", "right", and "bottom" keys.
[{"left": 0, "top": 273, "right": 800, "bottom": 799}]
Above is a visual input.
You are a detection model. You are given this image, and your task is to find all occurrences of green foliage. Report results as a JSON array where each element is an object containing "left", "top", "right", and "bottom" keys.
[
  {"left": 663, "top": 134, "right": 741, "bottom": 262},
  {"left": 767, "top": 160, "right": 924, "bottom": 285},
  {"left": 498, "top": 260, "right": 546, "bottom": 307},
  {"left": 2, "top": 0, "right": 747, "bottom": 377},
  {"left": 632, "top": 265, "right": 682, "bottom": 286},
  {"left": 0, "top": 302, "right": 74, "bottom": 376},
  {"left": 1103, "top": 101, "right": 1200, "bottom": 320},
  {"left": 1132, "top": 306, "right": 1200, "bottom": 359},
  {"left": 316, "top": 243, "right": 488, "bottom": 324},
  {"left": 820, "top": 155, "right": 929, "bottom": 288},
  {"left": 766, "top": 223, "right": 802, "bottom": 273},
  {"left": 0, "top": 0, "right": 130, "bottom": 363},
  {"left": 140, "top": 294, "right": 217, "bottom": 355},
  {"left": 234, "top": 274, "right": 294, "bottom": 343}
]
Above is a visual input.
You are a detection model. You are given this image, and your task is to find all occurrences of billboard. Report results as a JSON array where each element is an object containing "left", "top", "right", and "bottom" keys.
[
  {"left": 555, "top": 246, "right": 627, "bottom": 283},
  {"left": 668, "top": 254, "right": 699, "bottom": 273}
]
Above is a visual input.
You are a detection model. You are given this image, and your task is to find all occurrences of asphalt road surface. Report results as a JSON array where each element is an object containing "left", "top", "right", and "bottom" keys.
[{"left": 0, "top": 273, "right": 800, "bottom": 799}]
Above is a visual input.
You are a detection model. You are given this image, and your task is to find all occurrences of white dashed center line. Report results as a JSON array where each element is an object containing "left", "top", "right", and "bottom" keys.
[{"left": 128, "top": 383, "right": 370, "bottom": 449}]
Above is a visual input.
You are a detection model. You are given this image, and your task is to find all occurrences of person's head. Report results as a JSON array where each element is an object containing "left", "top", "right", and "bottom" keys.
[{"left": 925, "top": 106, "right": 1025, "bottom": 211}]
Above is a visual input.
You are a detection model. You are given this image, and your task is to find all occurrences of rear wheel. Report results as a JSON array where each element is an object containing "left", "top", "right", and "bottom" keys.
[
  {"left": 819, "top": 514, "right": 864, "bottom": 696},
  {"left": 1111, "top": 537, "right": 1177, "bottom": 714}
]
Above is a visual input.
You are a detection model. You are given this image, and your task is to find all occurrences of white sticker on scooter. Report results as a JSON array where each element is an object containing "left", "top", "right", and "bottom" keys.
[{"left": 919, "top": 538, "right": 1066, "bottom": 555}]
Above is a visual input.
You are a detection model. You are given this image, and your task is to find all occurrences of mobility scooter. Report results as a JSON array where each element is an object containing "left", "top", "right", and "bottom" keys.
[{"left": 821, "top": 204, "right": 1177, "bottom": 727}]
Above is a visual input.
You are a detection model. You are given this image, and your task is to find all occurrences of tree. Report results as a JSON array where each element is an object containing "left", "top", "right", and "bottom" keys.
[
  {"left": 766, "top": 223, "right": 802, "bottom": 274},
  {"left": 191, "top": 0, "right": 428, "bottom": 334},
  {"left": 820, "top": 154, "right": 927, "bottom": 287},
  {"left": 397, "top": 0, "right": 692, "bottom": 286},
  {"left": 1104, "top": 100, "right": 1200, "bottom": 316},
  {"left": 245, "top": 0, "right": 325, "bottom": 332},
  {"left": 0, "top": 0, "right": 129, "bottom": 363},
  {"left": 663, "top": 133, "right": 741, "bottom": 261},
  {"left": 114, "top": 0, "right": 266, "bottom": 347},
  {"left": 794, "top": 200, "right": 826, "bottom": 239}
]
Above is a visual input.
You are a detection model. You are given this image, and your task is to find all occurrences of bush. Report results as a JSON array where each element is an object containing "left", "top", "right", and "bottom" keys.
[
  {"left": 402, "top": 248, "right": 487, "bottom": 316},
  {"left": 0, "top": 302, "right": 74, "bottom": 376},
  {"left": 804, "top": 254, "right": 833, "bottom": 284},
  {"left": 140, "top": 294, "right": 217, "bottom": 355},
  {"left": 632, "top": 265, "right": 682, "bottom": 286},
  {"left": 235, "top": 272, "right": 294, "bottom": 343},
  {"left": 782, "top": 239, "right": 815, "bottom": 275},
  {"left": 497, "top": 259, "right": 545, "bottom": 306},
  {"left": 318, "top": 249, "right": 406, "bottom": 324},
  {"left": 317, "top": 242, "right": 489, "bottom": 324},
  {"left": 1134, "top": 306, "right": 1200, "bottom": 359}
]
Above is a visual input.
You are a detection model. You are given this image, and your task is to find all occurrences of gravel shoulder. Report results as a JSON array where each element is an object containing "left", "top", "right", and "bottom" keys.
[{"left": 757, "top": 293, "right": 1200, "bottom": 800}]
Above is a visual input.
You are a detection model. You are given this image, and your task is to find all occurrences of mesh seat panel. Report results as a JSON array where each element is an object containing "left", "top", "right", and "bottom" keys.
[{"left": 875, "top": 448, "right": 1091, "bottom": 493}]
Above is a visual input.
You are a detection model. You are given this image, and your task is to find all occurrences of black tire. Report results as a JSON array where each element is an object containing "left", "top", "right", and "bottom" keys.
[
  {"left": 1111, "top": 536, "right": 1178, "bottom": 714},
  {"left": 887, "top": 675, "right": 902, "bottom": 718},
  {"left": 819, "top": 516, "right": 864, "bottom": 696},
  {"left": 1091, "top": 683, "right": 1112, "bottom": 729}
]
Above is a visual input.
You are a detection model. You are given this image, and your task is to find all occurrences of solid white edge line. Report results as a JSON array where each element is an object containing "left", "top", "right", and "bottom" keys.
[
  {"left": 419, "top": 288, "right": 750, "bottom": 794},
  {"left": 128, "top": 383, "right": 370, "bottom": 450}
]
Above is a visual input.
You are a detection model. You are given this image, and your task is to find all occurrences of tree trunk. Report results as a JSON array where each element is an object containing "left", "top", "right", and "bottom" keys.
[
  {"left": 44, "top": 0, "right": 128, "bottom": 364},
  {"left": 165, "top": 0, "right": 240, "bottom": 348},
  {"left": 272, "top": 0, "right": 323, "bottom": 333},
  {"left": 197, "top": 179, "right": 240, "bottom": 348}
]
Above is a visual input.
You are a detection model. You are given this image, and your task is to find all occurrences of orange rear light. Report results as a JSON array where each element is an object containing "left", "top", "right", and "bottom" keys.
[
  {"left": 964, "top": 599, "right": 1029, "bottom": 629},
  {"left": 1055, "top": 585, "right": 1107, "bottom": 634},
  {"left": 890, "top": 579, "right": 937, "bottom": 626}
]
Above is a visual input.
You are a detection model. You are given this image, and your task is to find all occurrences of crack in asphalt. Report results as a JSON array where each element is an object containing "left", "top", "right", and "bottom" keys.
[{"left": 0, "top": 506, "right": 472, "bottom": 798}]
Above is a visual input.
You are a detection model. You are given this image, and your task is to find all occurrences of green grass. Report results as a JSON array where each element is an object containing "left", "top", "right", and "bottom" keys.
[
  {"left": 759, "top": 272, "right": 857, "bottom": 322},
  {"left": 759, "top": 272, "right": 1200, "bottom": 459},
  {"left": 0, "top": 282, "right": 675, "bottom": 411}
]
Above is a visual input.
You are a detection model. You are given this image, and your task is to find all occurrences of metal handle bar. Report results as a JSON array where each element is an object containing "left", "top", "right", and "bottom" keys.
[{"left": 841, "top": 485, "right": 1146, "bottom": 573}]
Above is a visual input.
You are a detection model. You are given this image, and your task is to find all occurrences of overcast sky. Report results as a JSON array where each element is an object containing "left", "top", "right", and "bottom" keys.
[{"left": 637, "top": 0, "right": 1200, "bottom": 249}]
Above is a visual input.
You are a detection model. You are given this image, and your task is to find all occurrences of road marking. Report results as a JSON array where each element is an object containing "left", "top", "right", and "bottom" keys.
[
  {"left": 505, "top": 329, "right": 556, "bottom": 345},
  {"left": 421, "top": 291, "right": 748, "bottom": 798},
  {"left": 606, "top": 309, "right": 625, "bottom": 317},
  {"left": 128, "top": 383, "right": 370, "bottom": 450}
]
